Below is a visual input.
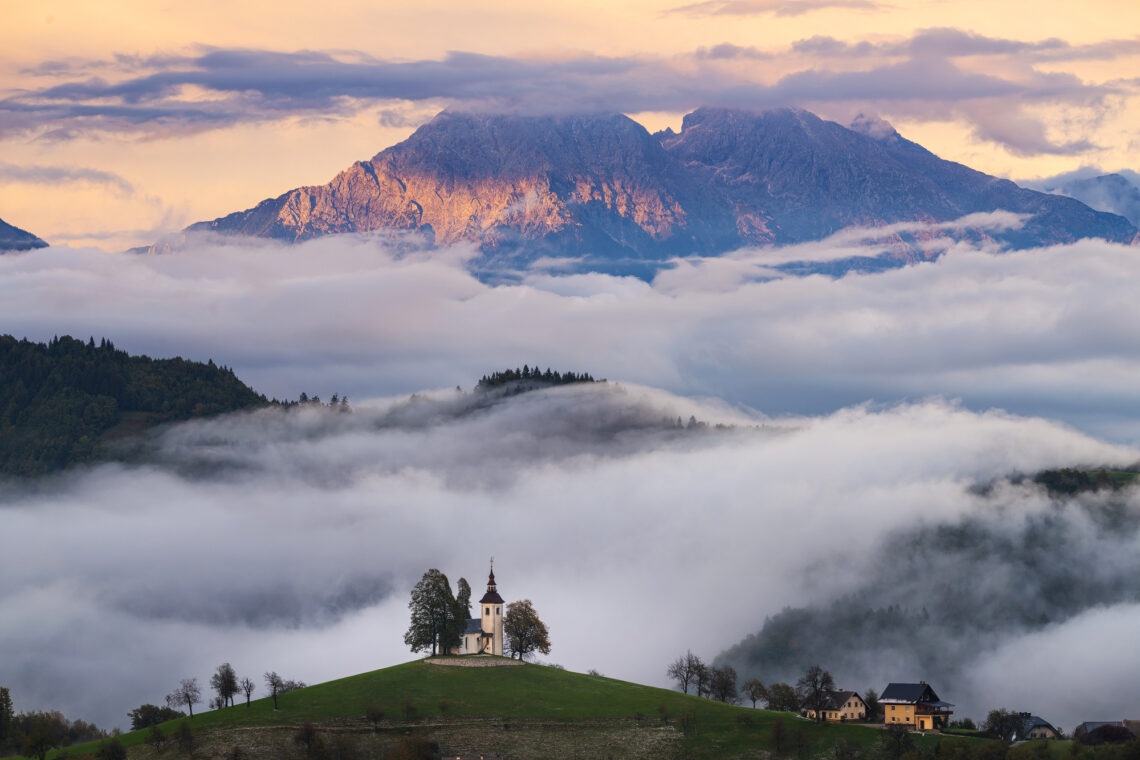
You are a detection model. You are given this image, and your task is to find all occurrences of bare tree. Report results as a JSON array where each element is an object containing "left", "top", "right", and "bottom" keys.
[
  {"left": 742, "top": 678, "right": 768, "bottom": 709},
  {"left": 168, "top": 679, "right": 201, "bottom": 719},
  {"left": 264, "top": 672, "right": 284, "bottom": 710},
  {"left": 709, "top": 665, "right": 739, "bottom": 703},
  {"left": 666, "top": 651, "right": 704, "bottom": 694},
  {"left": 796, "top": 665, "right": 835, "bottom": 723},
  {"left": 503, "top": 600, "right": 552, "bottom": 660},
  {"left": 240, "top": 677, "right": 255, "bottom": 707},
  {"left": 694, "top": 661, "right": 711, "bottom": 698}
]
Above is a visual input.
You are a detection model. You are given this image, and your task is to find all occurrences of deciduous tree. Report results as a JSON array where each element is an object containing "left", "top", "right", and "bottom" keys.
[
  {"left": 984, "top": 708, "right": 1023, "bottom": 742},
  {"left": 709, "top": 665, "right": 739, "bottom": 703},
  {"left": 666, "top": 651, "right": 703, "bottom": 694},
  {"left": 168, "top": 679, "right": 201, "bottom": 719},
  {"left": 503, "top": 599, "right": 552, "bottom": 660},
  {"left": 404, "top": 569, "right": 463, "bottom": 656},
  {"left": 264, "top": 672, "right": 284, "bottom": 710},
  {"left": 210, "top": 663, "right": 239, "bottom": 708},
  {"left": 742, "top": 678, "right": 768, "bottom": 709},
  {"left": 129, "top": 704, "right": 184, "bottom": 731},
  {"left": 766, "top": 682, "right": 800, "bottom": 712},
  {"left": 21, "top": 717, "right": 57, "bottom": 760},
  {"left": 240, "top": 678, "right": 255, "bottom": 707},
  {"left": 796, "top": 665, "right": 835, "bottom": 722},
  {"left": 863, "top": 689, "right": 881, "bottom": 723}
]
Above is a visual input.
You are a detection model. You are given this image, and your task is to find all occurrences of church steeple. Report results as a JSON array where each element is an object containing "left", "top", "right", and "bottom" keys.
[
  {"left": 478, "top": 559, "right": 504, "bottom": 655},
  {"left": 480, "top": 560, "right": 504, "bottom": 604}
]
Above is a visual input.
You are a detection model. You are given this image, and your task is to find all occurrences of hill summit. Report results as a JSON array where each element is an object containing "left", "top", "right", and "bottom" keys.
[{"left": 186, "top": 107, "right": 1137, "bottom": 274}]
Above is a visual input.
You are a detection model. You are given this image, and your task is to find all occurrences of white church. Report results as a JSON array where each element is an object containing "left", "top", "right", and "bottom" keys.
[{"left": 448, "top": 565, "right": 505, "bottom": 656}]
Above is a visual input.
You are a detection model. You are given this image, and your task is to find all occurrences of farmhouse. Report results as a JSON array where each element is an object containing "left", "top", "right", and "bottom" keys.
[
  {"left": 1016, "top": 714, "right": 1060, "bottom": 740},
  {"left": 804, "top": 690, "right": 868, "bottom": 722},
  {"left": 1074, "top": 721, "right": 1124, "bottom": 739},
  {"left": 448, "top": 565, "right": 504, "bottom": 656},
  {"left": 880, "top": 682, "right": 953, "bottom": 730}
]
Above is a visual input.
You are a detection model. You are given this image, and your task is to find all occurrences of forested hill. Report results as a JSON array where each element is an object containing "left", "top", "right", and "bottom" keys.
[{"left": 0, "top": 335, "right": 268, "bottom": 476}]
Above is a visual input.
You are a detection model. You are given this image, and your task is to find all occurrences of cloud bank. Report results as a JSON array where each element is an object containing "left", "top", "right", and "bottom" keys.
[
  {"left": 2, "top": 381, "right": 1137, "bottom": 732},
  {"left": 3, "top": 228, "right": 1140, "bottom": 439}
]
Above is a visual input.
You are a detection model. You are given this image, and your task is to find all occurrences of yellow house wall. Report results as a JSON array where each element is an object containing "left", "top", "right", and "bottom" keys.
[
  {"left": 886, "top": 705, "right": 915, "bottom": 725},
  {"left": 805, "top": 699, "right": 866, "bottom": 722}
]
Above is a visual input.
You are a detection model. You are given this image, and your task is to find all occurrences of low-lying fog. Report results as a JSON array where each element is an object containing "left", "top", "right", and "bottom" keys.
[
  {"left": 2, "top": 220, "right": 1140, "bottom": 732},
  {"left": 2, "top": 385, "right": 1138, "bottom": 731}
]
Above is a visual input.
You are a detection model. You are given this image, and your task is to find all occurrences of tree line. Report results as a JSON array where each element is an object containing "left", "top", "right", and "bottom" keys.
[
  {"left": 475, "top": 367, "right": 598, "bottom": 391},
  {"left": 0, "top": 334, "right": 269, "bottom": 476},
  {"left": 0, "top": 686, "right": 106, "bottom": 758}
]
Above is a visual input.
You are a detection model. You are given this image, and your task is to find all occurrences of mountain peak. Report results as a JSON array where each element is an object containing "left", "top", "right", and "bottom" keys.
[
  {"left": 183, "top": 106, "right": 1138, "bottom": 273},
  {"left": 0, "top": 217, "right": 48, "bottom": 252}
]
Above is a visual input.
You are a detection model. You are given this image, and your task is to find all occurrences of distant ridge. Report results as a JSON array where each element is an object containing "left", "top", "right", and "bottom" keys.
[
  {"left": 0, "top": 216, "right": 48, "bottom": 251},
  {"left": 181, "top": 107, "right": 1138, "bottom": 274}
]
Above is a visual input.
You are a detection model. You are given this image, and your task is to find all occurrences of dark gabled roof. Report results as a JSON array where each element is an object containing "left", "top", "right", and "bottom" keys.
[
  {"left": 479, "top": 589, "right": 504, "bottom": 604},
  {"left": 1076, "top": 721, "right": 1123, "bottom": 734},
  {"left": 880, "top": 683, "right": 947, "bottom": 705},
  {"left": 819, "top": 690, "right": 863, "bottom": 711},
  {"left": 1021, "top": 715, "right": 1056, "bottom": 733},
  {"left": 464, "top": 618, "right": 482, "bottom": 634}
]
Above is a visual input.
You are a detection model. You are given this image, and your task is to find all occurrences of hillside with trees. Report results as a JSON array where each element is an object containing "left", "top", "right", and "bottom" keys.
[{"left": 0, "top": 335, "right": 268, "bottom": 476}]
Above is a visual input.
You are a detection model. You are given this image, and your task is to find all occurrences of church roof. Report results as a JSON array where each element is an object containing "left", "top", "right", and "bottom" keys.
[
  {"left": 464, "top": 618, "right": 482, "bottom": 634},
  {"left": 480, "top": 562, "right": 503, "bottom": 603}
]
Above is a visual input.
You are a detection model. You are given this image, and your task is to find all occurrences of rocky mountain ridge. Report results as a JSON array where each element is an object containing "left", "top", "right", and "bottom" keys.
[{"left": 184, "top": 107, "right": 1138, "bottom": 274}]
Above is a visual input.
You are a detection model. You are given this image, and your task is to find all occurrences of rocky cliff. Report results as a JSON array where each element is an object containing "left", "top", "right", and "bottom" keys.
[{"left": 186, "top": 107, "right": 1138, "bottom": 272}]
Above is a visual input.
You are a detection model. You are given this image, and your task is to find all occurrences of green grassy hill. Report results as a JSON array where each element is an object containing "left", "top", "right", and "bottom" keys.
[{"left": 46, "top": 658, "right": 973, "bottom": 760}]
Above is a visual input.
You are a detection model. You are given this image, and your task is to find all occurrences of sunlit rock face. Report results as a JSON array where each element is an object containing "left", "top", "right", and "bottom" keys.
[
  {"left": 190, "top": 111, "right": 739, "bottom": 269},
  {"left": 0, "top": 217, "right": 48, "bottom": 251},
  {"left": 189, "top": 107, "right": 1138, "bottom": 273}
]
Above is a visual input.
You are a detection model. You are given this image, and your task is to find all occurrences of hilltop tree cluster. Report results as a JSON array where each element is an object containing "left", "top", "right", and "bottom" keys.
[
  {"left": 475, "top": 366, "right": 597, "bottom": 391},
  {"left": 665, "top": 651, "right": 742, "bottom": 704},
  {"left": 404, "top": 569, "right": 552, "bottom": 660},
  {"left": 404, "top": 569, "right": 472, "bottom": 656}
]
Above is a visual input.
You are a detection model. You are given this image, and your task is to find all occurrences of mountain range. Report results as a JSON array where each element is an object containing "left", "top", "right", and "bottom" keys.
[
  {"left": 1047, "top": 172, "right": 1140, "bottom": 228},
  {"left": 179, "top": 107, "right": 1137, "bottom": 274},
  {"left": 0, "top": 217, "right": 48, "bottom": 251}
]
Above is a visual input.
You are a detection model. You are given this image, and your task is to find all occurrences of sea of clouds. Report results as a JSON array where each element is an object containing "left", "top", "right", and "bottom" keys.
[{"left": 2, "top": 225, "right": 1140, "bottom": 730}]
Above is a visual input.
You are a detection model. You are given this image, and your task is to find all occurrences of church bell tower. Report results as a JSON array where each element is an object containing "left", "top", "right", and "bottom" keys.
[{"left": 479, "top": 561, "right": 504, "bottom": 655}]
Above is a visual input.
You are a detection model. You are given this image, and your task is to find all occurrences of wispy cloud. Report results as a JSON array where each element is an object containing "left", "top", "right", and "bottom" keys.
[
  {"left": 1, "top": 28, "right": 1131, "bottom": 157},
  {"left": 668, "top": 0, "right": 882, "bottom": 17},
  {"left": 0, "top": 162, "right": 134, "bottom": 194}
]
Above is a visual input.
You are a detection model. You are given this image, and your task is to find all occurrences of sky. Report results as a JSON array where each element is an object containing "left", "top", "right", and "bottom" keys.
[{"left": 1, "top": 0, "right": 1139, "bottom": 250}]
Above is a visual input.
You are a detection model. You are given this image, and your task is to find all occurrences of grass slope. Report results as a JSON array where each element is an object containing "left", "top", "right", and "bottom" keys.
[{"left": 51, "top": 658, "right": 972, "bottom": 760}]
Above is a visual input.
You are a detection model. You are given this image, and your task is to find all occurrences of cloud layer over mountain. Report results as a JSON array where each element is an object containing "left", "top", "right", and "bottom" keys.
[{"left": 2, "top": 227, "right": 1140, "bottom": 439}]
